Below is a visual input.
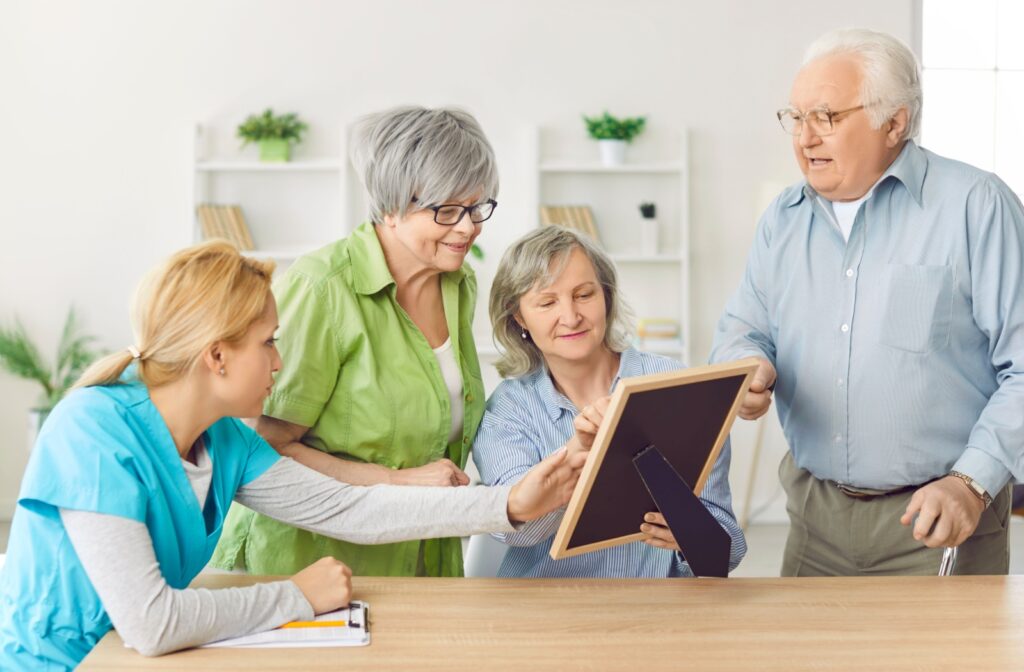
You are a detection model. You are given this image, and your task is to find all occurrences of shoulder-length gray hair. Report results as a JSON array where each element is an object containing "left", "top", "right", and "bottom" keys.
[
  {"left": 490, "top": 226, "right": 634, "bottom": 379},
  {"left": 803, "top": 28, "right": 922, "bottom": 141},
  {"left": 349, "top": 106, "right": 499, "bottom": 224}
]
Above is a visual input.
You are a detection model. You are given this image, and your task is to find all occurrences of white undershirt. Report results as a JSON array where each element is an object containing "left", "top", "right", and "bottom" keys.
[
  {"left": 432, "top": 338, "right": 464, "bottom": 445},
  {"left": 824, "top": 183, "right": 878, "bottom": 242},
  {"left": 181, "top": 442, "right": 213, "bottom": 507}
]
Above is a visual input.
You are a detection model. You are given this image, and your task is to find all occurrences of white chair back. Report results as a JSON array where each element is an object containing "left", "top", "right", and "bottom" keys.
[{"left": 463, "top": 534, "right": 508, "bottom": 578}]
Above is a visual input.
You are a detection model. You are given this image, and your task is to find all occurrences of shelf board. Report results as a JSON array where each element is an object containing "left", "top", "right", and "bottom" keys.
[
  {"left": 539, "top": 161, "right": 683, "bottom": 174},
  {"left": 608, "top": 253, "right": 682, "bottom": 264},
  {"left": 196, "top": 159, "right": 342, "bottom": 172},
  {"left": 477, "top": 344, "right": 501, "bottom": 358}
]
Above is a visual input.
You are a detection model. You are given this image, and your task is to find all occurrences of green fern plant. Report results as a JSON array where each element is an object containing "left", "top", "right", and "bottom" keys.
[
  {"left": 236, "top": 108, "right": 308, "bottom": 146},
  {"left": 0, "top": 308, "right": 101, "bottom": 412},
  {"left": 582, "top": 112, "right": 647, "bottom": 142}
]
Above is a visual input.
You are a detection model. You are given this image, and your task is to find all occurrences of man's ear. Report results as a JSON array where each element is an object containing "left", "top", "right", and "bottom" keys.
[{"left": 886, "top": 107, "right": 909, "bottom": 148}]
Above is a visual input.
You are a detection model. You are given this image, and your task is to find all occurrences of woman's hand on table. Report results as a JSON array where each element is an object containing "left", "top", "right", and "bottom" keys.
[
  {"left": 290, "top": 556, "right": 353, "bottom": 614},
  {"left": 506, "top": 447, "right": 589, "bottom": 522},
  {"left": 389, "top": 458, "right": 470, "bottom": 487}
]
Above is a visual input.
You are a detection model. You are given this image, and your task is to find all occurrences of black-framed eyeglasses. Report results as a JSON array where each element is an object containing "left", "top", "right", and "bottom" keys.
[
  {"left": 424, "top": 198, "right": 498, "bottom": 226},
  {"left": 776, "top": 104, "right": 865, "bottom": 136}
]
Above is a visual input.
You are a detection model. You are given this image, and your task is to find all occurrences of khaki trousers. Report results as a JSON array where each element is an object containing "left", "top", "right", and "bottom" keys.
[{"left": 779, "top": 452, "right": 1010, "bottom": 576}]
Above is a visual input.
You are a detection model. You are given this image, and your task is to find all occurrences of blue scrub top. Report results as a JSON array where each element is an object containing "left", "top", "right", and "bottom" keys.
[{"left": 0, "top": 379, "right": 280, "bottom": 671}]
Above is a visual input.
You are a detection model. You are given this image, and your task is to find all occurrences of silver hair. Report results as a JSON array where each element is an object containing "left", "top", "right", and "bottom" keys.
[
  {"left": 803, "top": 28, "right": 922, "bottom": 141},
  {"left": 489, "top": 226, "right": 634, "bottom": 379},
  {"left": 349, "top": 106, "right": 499, "bottom": 224}
]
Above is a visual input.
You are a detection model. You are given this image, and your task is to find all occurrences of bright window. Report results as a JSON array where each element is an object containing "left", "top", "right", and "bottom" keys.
[{"left": 921, "top": 0, "right": 1024, "bottom": 195}]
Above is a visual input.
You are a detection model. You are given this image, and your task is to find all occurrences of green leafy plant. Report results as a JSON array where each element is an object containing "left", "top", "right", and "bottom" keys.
[
  {"left": 236, "top": 108, "right": 308, "bottom": 146},
  {"left": 0, "top": 308, "right": 101, "bottom": 412},
  {"left": 582, "top": 112, "right": 647, "bottom": 142}
]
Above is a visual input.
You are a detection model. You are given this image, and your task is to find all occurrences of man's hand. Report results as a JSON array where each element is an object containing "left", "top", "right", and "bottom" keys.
[
  {"left": 900, "top": 476, "right": 986, "bottom": 548},
  {"left": 738, "top": 358, "right": 776, "bottom": 420},
  {"left": 390, "top": 458, "right": 470, "bottom": 487},
  {"left": 566, "top": 396, "right": 612, "bottom": 456}
]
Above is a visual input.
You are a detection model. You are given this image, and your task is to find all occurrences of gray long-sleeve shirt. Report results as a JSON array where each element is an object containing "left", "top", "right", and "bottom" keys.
[{"left": 62, "top": 455, "right": 514, "bottom": 656}]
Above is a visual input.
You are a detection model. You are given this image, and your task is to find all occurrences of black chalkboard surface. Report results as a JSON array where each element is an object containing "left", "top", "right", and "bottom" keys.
[{"left": 550, "top": 358, "right": 759, "bottom": 564}]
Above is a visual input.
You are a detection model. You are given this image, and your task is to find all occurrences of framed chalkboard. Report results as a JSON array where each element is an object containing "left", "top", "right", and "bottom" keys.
[{"left": 549, "top": 358, "right": 759, "bottom": 563}]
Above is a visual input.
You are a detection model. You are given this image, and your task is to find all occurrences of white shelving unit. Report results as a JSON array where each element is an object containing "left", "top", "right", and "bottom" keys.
[
  {"left": 527, "top": 126, "right": 691, "bottom": 364},
  {"left": 188, "top": 123, "right": 364, "bottom": 269}
]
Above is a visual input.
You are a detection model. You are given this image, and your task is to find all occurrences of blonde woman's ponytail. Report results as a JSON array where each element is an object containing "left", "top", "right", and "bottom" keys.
[{"left": 72, "top": 350, "right": 137, "bottom": 390}]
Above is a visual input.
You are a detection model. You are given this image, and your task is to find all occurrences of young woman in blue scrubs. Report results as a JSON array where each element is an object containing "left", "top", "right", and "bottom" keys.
[{"left": 0, "top": 241, "right": 584, "bottom": 671}]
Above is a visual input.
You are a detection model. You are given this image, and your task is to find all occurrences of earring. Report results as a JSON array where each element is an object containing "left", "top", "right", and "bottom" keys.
[
  {"left": 218, "top": 367, "right": 226, "bottom": 376},
  {"left": 520, "top": 329, "right": 528, "bottom": 340}
]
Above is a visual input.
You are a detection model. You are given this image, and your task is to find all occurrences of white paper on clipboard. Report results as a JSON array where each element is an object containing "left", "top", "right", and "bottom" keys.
[{"left": 201, "top": 601, "right": 370, "bottom": 648}]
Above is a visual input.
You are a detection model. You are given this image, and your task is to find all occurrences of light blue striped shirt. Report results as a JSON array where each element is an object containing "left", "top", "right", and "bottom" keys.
[
  {"left": 711, "top": 141, "right": 1024, "bottom": 496},
  {"left": 472, "top": 348, "right": 746, "bottom": 578}
]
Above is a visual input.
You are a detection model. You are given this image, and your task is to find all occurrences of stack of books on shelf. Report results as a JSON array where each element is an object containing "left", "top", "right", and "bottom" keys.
[
  {"left": 196, "top": 204, "right": 255, "bottom": 251},
  {"left": 539, "top": 205, "right": 601, "bottom": 242},
  {"left": 636, "top": 318, "right": 681, "bottom": 354}
]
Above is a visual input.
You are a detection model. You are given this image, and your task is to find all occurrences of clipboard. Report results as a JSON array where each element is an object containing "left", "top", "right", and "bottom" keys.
[
  {"left": 549, "top": 359, "right": 759, "bottom": 577},
  {"left": 200, "top": 601, "right": 371, "bottom": 648}
]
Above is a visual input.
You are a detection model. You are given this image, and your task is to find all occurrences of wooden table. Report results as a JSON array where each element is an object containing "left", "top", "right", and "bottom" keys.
[{"left": 80, "top": 574, "right": 1024, "bottom": 671}]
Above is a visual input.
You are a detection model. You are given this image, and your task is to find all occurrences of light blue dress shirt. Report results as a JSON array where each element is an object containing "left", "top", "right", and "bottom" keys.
[
  {"left": 711, "top": 141, "right": 1024, "bottom": 496},
  {"left": 472, "top": 347, "right": 746, "bottom": 578}
]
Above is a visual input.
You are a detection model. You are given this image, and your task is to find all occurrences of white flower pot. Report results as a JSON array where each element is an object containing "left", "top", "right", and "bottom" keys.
[
  {"left": 640, "top": 218, "right": 659, "bottom": 255},
  {"left": 598, "top": 139, "right": 627, "bottom": 166}
]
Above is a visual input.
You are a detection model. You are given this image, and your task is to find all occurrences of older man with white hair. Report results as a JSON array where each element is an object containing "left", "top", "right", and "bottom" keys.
[{"left": 712, "top": 28, "right": 1024, "bottom": 575}]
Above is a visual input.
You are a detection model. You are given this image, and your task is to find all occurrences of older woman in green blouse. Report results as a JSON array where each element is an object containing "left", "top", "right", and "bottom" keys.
[{"left": 212, "top": 106, "right": 498, "bottom": 577}]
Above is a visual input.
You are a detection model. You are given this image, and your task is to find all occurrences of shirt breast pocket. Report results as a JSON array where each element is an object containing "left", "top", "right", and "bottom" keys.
[{"left": 879, "top": 263, "right": 954, "bottom": 354}]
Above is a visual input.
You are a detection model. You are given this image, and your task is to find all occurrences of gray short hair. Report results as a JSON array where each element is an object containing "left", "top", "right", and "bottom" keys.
[
  {"left": 803, "top": 28, "right": 922, "bottom": 141},
  {"left": 349, "top": 106, "right": 499, "bottom": 224},
  {"left": 489, "top": 226, "right": 634, "bottom": 379}
]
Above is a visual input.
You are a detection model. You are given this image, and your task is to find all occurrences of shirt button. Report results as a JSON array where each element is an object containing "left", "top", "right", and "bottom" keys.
[
  {"left": 845, "top": 269, "right": 854, "bottom": 277},
  {"left": 836, "top": 378, "right": 844, "bottom": 387},
  {"left": 833, "top": 434, "right": 842, "bottom": 443},
  {"left": 841, "top": 324, "right": 849, "bottom": 333},
  {"left": 465, "top": 394, "right": 473, "bottom": 403}
]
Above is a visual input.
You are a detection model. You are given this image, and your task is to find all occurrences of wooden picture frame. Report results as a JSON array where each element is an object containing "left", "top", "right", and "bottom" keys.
[{"left": 549, "top": 358, "right": 760, "bottom": 561}]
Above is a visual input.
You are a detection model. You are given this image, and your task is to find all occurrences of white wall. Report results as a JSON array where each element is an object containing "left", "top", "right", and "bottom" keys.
[{"left": 0, "top": 0, "right": 915, "bottom": 521}]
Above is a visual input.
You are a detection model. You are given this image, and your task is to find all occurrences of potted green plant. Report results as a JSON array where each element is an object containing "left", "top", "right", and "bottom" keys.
[
  {"left": 582, "top": 111, "right": 647, "bottom": 166},
  {"left": 237, "top": 108, "right": 309, "bottom": 162},
  {"left": 0, "top": 308, "right": 101, "bottom": 451},
  {"left": 638, "top": 202, "right": 658, "bottom": 255}
]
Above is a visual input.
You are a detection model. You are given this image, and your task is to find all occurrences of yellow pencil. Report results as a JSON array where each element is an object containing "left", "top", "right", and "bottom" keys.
[{"left": 280, "top": 620, "right": 347, "bottom": 629}]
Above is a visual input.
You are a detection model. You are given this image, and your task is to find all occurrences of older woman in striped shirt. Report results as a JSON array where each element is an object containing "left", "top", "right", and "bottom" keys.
[{"left": 472, "top": 226, "right": 746, "bottom": 577}]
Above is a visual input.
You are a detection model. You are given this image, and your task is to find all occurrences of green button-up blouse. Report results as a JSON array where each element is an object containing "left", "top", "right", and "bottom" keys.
[{"left": 211, "top": 222, "right": 486, "bottom": 576}]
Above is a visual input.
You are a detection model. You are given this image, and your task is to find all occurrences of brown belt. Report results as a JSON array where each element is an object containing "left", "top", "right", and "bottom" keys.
[{"left": 833, "top": 482, "right": 919, "bottom": 500}]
